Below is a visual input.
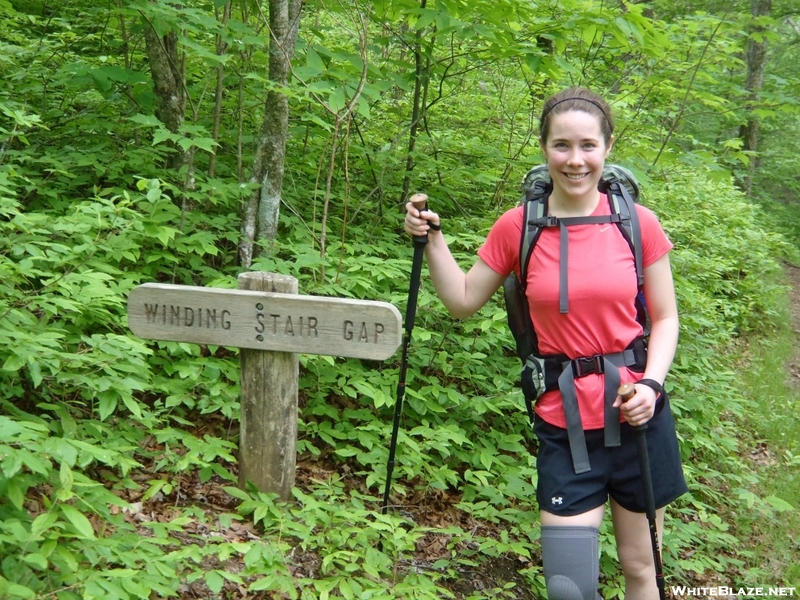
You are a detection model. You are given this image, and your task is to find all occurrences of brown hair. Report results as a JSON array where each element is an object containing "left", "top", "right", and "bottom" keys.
[{"left": 539, "top": 87, "right": 614, "bottom": 145}]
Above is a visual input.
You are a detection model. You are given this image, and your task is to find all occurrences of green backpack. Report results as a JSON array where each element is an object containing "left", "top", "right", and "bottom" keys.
[{"left": 502, "top": 164, "right": 649, "bottom": 423}]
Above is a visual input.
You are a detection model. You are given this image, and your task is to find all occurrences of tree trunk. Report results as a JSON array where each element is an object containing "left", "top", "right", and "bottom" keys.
[
  {"left": 238, "top": 0, "right": 302, "bottom": 268},
  {"left": 738, "top": 0, "right": 772, "bottom": 196},
  {"left": 143, "top": 24, "right": 186, "bottom": 170},
  {"left": 209, "top": 2, "right": 232, "bottom": 179}
]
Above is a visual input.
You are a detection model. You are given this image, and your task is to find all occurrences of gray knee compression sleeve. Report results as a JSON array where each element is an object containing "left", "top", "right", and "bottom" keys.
[{"left": 540, "top": 526, "right": 600, "bottom": 600}]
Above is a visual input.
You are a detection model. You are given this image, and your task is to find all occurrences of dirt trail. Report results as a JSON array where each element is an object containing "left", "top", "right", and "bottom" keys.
[{"left": 785, "top": 264, "right": 800, "bottom": 389}]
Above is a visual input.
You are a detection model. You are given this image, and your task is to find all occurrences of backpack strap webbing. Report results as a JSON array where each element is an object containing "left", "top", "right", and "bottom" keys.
[
  {"left": 522, "top": 210, "right": 626, "bottom": 314},
  {"left": 518, "top": 181, "right": 549, "bottom": 288},
  {"left": 601, "top": 176, "right": 643, "bottom": 288},
  {"left": 550, "top": 214, "right": 624, "bottom": 313},
  {"left": 518, "top": 179, "right": 642, "bottom": 316},
  {"left": 558, "top": 340, "right": 646, "bottom": 474},
  {"left": 509, "top": 166, "right": 651, "bottom": 469}
]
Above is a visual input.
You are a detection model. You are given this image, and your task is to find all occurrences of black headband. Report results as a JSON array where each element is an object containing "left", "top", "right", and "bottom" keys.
[{"left": 540, "top": 97, "right": 609, "bottom": 127}]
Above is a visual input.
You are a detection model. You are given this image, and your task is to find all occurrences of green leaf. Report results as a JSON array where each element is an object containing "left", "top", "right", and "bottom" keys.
[
  {"left": 187, "top": 137, "right": 218, "bottom": 153},
  {"left": 59, "top": 461, "right": 74, "bottom": 493},
  {"left": 334, "top": 447, "right": 359, "bottom": 458},
  {"left": 249, "top": 576, "right": 277, "bottom": 592},
  {"left": 223, "top": 486, "right": 250, "bottom": 501},
  {"left": 97, "top": 392, "right": 118, "bottom": 421},
  {"left": 60, "top": 505, "right": 96, "bottom": 539},
  {"left": 0, "top": 418, "right": 25, "bottom": 439},
  {"left": 152, "top": 128, "right": 176, "bottom": 146},
  {"left": 31, "top": 512, "right": 59, "bottom": 537},
  {"left": 20, "top": 450, "right": 50, "bottom": 475},
  {"left": 2, "top": 353, "right": 26, "bottom": 372},
  {"left": 206, "top": 570, "right": 224, "bottom": 594},
  {"left": 414, "top": 8, "right": 438, "bottom": 31},
  {"left": 121, "top": 395, "right": 143, "bottom": 418},
  {"left": 128, "top": 114, "right": 161, "bottom": 127},
  {"left": 6, "top": 583, "right": 36, "bottom": 599},
  {"left": 765, "top": 495, "right": 795, "bottom": 512},
  {"left": 329, "top": 87, "right": 347, "bottom": 113},
  {"left": 339, "top": 578, "right": 354, "bottom": 600},
  {"left": 22, "top": 553, "right": 48, "bottom": 571},
  {"left": 1, "top": 450, "right": 23, "bottom": 478},
  {"left": 51, "top": 438, "right": 78, "bottom": 467},
  {"left": 7, "top": 478, "right": 24, "bottom": 509},
  {"left": 305, "top": 47, "right": 325, "bottom": 77},
  {"left": 480, "top": 451, "right": 493, "bottom": 471}
]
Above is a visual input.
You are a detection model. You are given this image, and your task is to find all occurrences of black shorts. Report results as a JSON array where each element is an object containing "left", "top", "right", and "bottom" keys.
[{"left": 534, "top": 398, "right": 688, "bottom": 516}]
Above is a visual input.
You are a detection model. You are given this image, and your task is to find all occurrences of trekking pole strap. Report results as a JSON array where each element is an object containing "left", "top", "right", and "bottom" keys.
[{"left": 636, "top": 378, "right": 668, "bottom": 403}]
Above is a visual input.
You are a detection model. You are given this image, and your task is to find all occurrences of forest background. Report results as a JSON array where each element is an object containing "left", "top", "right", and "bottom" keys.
[{"left": 1, "top": 0, "right": 800, "bottom": 598}]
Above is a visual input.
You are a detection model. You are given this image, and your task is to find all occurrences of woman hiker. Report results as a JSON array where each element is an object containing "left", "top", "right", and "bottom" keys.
[{"left": 403, "top": 86, "right": 687, "bottom": 600}]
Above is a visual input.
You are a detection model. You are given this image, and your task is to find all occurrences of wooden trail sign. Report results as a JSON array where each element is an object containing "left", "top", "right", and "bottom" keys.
[
  {"left": 127, "top": 272, "right": 403, "bottom": 499},
  {"left": 128, "top": 282, "right": 402, "bottom": 360}
]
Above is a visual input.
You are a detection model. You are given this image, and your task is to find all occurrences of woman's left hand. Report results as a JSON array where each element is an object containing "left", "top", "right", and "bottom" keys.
[{"left": 613, "top": 383, "right": 657, "bottom": 427}]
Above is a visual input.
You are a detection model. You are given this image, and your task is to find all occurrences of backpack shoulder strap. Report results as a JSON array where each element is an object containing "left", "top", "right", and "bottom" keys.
[
  {"left": 601, "top": 175, "right": 644, "bottom": 288},
  {"left": 518, "top": 180, "right": 551, "bottom": 291},
  {"left": 600, "top": 172, "right": 648, "bottom": 333},
  {"left": 502, "top": 177, "right": 550, "bottom": 364}
]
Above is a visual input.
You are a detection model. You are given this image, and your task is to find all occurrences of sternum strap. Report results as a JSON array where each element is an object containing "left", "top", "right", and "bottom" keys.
[{"left": 552, "top": 214, "right": 619, "bottom": 314}]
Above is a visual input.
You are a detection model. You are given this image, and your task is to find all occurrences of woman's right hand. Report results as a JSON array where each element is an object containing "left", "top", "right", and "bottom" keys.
[
  {"left": 402, "top": 193, "right": 505, "bottom": 319},
  {"left": 404, "top": 194, "right": 441, "bottom": 238}
]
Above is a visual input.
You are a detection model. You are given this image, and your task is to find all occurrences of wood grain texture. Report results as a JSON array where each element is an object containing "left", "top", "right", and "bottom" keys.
[
  {"left": 238, "top": 272, "right": 299, "bottom": 499},
  {"left": 127, "top": 281, "right": 402, "bottom": 360}
]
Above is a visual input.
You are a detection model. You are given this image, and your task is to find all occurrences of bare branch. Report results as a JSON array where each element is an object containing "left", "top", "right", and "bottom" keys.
[{"left": 787, "top": 17, "right": 800, "bottom": 37}]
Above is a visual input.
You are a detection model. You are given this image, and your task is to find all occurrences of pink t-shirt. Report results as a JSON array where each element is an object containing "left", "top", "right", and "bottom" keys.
[{"left": 478, "top": 195, "right": 673, "bottom": 429}]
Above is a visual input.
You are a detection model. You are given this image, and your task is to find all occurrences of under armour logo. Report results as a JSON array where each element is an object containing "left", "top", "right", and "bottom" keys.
[{"left": 551, "top": 497, "right": 563, "bottom": 505}]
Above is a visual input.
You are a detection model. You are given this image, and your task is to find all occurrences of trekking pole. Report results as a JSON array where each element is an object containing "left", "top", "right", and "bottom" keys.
[
  {"left": 618, "top": 382, "right": 666, "bottom": 600},
  {"left": 381, "top": 193, "right": 430, "bottom": 515}
]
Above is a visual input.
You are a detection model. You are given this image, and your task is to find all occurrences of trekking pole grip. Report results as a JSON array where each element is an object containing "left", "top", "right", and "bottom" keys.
[
  {"left": 618, "top": 382, "right": 648, "bottom": 433},
  {"left": 409, "top": 193, "right": 431, "bottom": 245},
  {"left": 618, "top": 382, "right": 635, "bottom": 402}
]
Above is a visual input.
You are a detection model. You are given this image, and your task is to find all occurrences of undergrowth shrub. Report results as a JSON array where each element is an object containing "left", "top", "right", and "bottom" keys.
[
  {"left": 639, "top": 168, "right": 793, "bottom": 581},
  {"left": 0, "top": 169, "right": 245, "bottom": 597},
  {"left": 1, "top": 0, "right": 798, "bottom": 595}
]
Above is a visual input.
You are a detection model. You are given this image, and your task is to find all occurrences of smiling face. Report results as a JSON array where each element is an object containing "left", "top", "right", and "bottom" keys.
[{"left": 540, "top": 109, "right": 613, "bottom": 207}]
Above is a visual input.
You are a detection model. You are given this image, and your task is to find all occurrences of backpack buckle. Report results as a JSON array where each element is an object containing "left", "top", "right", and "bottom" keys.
[
  {"left": 530, "top": 215, "right": 559, "bottom": 228},
  {"left": 572, "top": 354, "right": 604, "bottom": 377}
]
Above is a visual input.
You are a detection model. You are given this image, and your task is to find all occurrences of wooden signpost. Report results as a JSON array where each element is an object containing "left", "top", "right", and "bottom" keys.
[{"left": 127, "top": 272, "right": 402, "bottom": 500}]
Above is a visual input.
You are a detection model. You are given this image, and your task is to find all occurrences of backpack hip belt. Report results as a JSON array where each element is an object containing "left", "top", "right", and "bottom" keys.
[
  {"left": 558, "top": 338, "right": 647, "bottom": 475},
  {"left": 522, "top": 336, "right": 647, "bottom": 474}
]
